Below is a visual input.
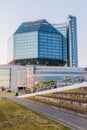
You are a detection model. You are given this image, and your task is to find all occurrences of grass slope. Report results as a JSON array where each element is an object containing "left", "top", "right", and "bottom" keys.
[
  {"left": 62, "top": 88, "right": 87, "bottom": 93},
  {"left": 0, "top": 98, "right": 70, "bottom": 130},
  {"left": 0, "top": 92, "right": 15, "bottom": 96}
]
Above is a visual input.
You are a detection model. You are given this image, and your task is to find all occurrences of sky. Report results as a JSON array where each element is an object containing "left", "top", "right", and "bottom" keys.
[{"left": 0, "top": 0, "right": 87, "bottom": 67}]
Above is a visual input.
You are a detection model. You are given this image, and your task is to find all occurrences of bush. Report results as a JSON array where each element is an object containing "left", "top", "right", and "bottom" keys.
[{"left": 7, "top": 90, "right": 11, "bottom": 92}]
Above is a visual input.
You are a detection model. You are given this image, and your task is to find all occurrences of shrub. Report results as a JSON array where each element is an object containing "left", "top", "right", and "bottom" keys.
[{"left": 7, "top": 90, "right": 11, "bottom": 92}]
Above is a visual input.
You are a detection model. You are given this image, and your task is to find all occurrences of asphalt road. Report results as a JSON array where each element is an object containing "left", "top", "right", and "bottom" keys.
[{"left": 1, "top": 96, "right": 87, "bottom": 130}]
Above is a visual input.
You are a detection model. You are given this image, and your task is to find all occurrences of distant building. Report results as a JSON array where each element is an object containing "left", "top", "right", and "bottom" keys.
[
  {"left": 8, "top": 19, "right": 66, "bottom": 66},
  {"left": 0, "top": 65, "right": 85, "bottom": 91},
  {"left": 68, "top": 15, "right": 78, "bottom": 67},
  {"left": 8, "top": 16, "right": 78, "bottom": 67},
  {"left": 52, "top": 15, "right": 78, "bottom": 67}
]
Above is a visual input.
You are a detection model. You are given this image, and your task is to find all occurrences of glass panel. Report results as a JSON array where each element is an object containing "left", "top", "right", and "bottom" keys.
[{"left": 0, "top": 69, "right": 10, "bottom": 89}]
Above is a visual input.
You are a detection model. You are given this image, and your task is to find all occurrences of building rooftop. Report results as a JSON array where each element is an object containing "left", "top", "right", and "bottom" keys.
[{"left": 15, "top": 19, "right": 59, "bottom": 34}]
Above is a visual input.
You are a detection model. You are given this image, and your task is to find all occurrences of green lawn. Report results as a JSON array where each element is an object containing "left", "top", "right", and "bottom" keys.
[
  {"left": 0, "top": 98, "right": 71, "bottom": 130},
  {"left": 62, "top": 88, "right": 87, "bottom": 93}
]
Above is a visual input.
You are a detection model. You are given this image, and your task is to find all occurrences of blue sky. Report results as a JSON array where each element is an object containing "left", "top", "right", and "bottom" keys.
[{"left": 0, "top": 0, "right": 87, "bottom": 67}]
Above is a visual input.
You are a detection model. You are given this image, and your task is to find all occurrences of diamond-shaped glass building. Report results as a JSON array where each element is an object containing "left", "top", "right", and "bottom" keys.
[{"left": 8, "top": 19, "right": 67, "bottom": 66}]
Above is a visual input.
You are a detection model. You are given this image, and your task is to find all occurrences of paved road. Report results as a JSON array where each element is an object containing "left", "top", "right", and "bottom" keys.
[{"left": 1, "top": 96, "right": 87, "bottom": 130}]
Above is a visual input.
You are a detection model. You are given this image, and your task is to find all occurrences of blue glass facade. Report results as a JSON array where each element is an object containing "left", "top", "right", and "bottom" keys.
[
  {"left": 38, "top": 31, "right": 62, "bottom": 60},
  {"left": 52, "top": 24, "right": 67, "bottom": 64},
  {"left": 68, "top": 15, "right": 78, "bottom": 67},
  {"left": 52, "top": 15, "right": 78, "bottom": 67},
  {"left": 14, "top": 32, "right": 38, "bottom": 60},
  {"left": 53, "top": 24, "right": 67, "bottom": 38},
  {"left": 8, "top": 19, "right": 66, "bottom": 66},
  {"left": 8, "top": 17, "right": 78, "bottom": 67}
]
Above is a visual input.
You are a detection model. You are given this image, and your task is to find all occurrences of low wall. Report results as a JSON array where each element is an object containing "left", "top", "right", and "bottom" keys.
[
  {"left": 53, "top": 93, "right": 87, "bottom": 98},
  {"left": 36, "top": 95, "right": 87, "bottom": 108}
]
